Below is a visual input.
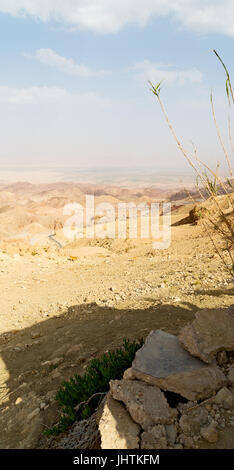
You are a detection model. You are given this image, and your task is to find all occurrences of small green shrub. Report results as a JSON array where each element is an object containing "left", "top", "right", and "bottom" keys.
[{"left": 44, "top": 338, "right": 144, "bottom": 436}]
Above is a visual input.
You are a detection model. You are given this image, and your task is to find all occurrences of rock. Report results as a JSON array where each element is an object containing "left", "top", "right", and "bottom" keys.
[
  {"left": 228, "top": 366, "right": 234, "bottom": 387},
  {"left": 19, "top": 382, "right": 27, "bottom": 389},
  {"left": 179, "top": 307, "right": 234, "bottom": 363},
  {"left": 216, "top": 351, "right": 228, "bottom": 366},
  {"left": 205, "top": 403, "right": 212, "bottom": 411},
  {"left": 123, "top": 368, "right": 134, "bottom": 380},
  {"left": 31, "top": 332, "right": 41, "bottom": 339},
  {"left": 212, "top": 387, "right": 234, "bottom": 410},
  {"left": 200, "top": 421, "right": 219, "bottom": 443},
  {"left": 177, "top": 401, "right": 197, "bottom": 414},
  {"left": 110, "top": 379, "right": 176, "bottom": 430},
  {"left": 189, "top": 206, "right": 209, "bottom": 224},
  {"left": 45, "top": 390, "right": 56, "bottom": 403},
  {"left": 50, "top": 368, "right": 61, "bottom": 379},
  {"left": 15, "top": 397, "right": 23, "bottom": 405},
  {"left": 128, "top": 330, "right": 226, "bottom": 401},
  {"left": 27, "top": 408, "right": 40, "bottom": 421},
  {"left": 141, "top": 425, "right": 167, "bottom": 449},
  {"left": 13, "top": 346, "right": 23, "bottom": 352},
  {"left": 41, "top": 360, "right": 51, "bottom": 367},
  {"left": 99, "top": 393, "right": 140, "bottom": 449},
  {"left": 180, "top": 435, "right": 195, "bottom": 448},
  {"left": 51, "top": 357, "right": 63, "bottom": 367},
  {"left": 179, "top": 407, "right": 208, "bottom": 435},
  {"left": 65, "top": 344, "right": 82, "bottom": 356},
  {"left": 174, "top": 443, "right": 183, "bottom": 449},
  {"left": 165, "top": 424, "right": 177, "bottom": 445}
]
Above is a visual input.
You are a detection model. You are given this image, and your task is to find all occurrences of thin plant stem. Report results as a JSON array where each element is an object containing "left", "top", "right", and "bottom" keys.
[{"left": 210, "top": 92, "right": 233, "bottom": 176}]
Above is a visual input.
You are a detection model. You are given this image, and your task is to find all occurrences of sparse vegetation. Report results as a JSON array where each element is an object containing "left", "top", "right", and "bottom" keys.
[
  {"left": 149, "top": 50, "right": 234, "bottom": 275},
  {"left": 31, "top": 250, "right": 38, "bottom": 256},
  {"left": 44, "top": 338, "right": 143, "bottom": 436}
]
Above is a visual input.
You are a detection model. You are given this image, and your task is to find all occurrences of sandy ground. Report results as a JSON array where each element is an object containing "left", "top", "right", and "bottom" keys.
[{"left": 0, "top": 207, "right": 233, "bottom": 449}]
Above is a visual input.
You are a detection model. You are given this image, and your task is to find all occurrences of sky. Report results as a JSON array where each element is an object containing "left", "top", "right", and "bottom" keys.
[{"left": 0, "top": 1, "right": 233, "bottom": 176}]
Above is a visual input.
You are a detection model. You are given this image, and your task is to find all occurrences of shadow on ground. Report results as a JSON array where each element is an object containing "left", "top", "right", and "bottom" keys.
[
  {"left": 0, "top": 300, "right": 233, "bottom": 449},
  {"left": 193, "top": 286, "right": 234, "bottom": 297},
  {"left": 171, "top": 216, "right": 192, "bottom": 226}
]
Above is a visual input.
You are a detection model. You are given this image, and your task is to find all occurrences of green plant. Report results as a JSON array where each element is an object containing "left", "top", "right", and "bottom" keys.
[
  {"left": 31, "top": 250, "right": 38, "bottom": 256},
  {"left": 203, "top": 162, "right": 220, "bottom": 196},
  {"left": 213, "top": 49, "right": 234, "bottom": 106},
  {"left": 44, "top": 338, "right": 143, "bottom": 436}
]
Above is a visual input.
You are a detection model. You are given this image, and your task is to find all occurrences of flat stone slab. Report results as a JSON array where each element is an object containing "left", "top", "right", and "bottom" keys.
[
  {"left": 128, "top": 330, "right": 226, "bottom": 401},
  {"left": 110, "top": 379, "right": 176, "bottom": 430},
  {"left": 179, "top": 307, "right": 234, "bottom": 363},
  {"left": 99, "top": 393, "right": 140, "bottom": 449}
]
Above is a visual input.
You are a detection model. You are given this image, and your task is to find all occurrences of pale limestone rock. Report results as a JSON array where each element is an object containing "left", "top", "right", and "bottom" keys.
[
  {"left": 212, "top": 387, "right": 234, "bottom": 410},
  {"left": 123, "top": 368, "right": 134, "bottom": 380},
  {"left": 27, "top": 408, "right": 40, "bottom": 421},
  {"left": 165, "top": 424, "right": 177, "bottom": 445},
  {"left": 128, "top": 330, "right": 226, "bottom": 401},
  {"left": 179, "top": 407, "right": 208, "bottom": 435},
  {"left": 110, "top": 379, "right": 176, "bottom": 430},
  {"left": 179, "top": 435, "right": 195, "bottom": 448},
  {"left": 200, "top": 421, "right": 219, "bottom": 443},
  {"left": 179, "top": 307, "right": 234, "bottom": 363},
  {"left": 99, "top": 393, "right": 140, "bottom": 449},
  {"left": 15, "top": 397, "right": 23, "bottom": 405},
  {"left": 141, "top": 425, "right": 167, "bottom": 449}
]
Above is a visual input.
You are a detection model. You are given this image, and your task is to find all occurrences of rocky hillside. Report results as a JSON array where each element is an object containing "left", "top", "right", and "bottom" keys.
[{"left": 0, "top": 193, "right": 233, "bottom": 449}]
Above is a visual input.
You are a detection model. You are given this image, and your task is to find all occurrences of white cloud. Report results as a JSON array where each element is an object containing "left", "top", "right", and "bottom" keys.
[
  {"left": 132, "top": 60, "right": 203, "bottom": 85},
  {"left": 0, "top": 1, "right": 233, "bottom": 35},
  {"left": 0, "top": 86, "right": 71, "bottom": 104},
  {"left": 0, "top": 86, "right": 107, "bottom": 105},
  {"left": 26, "top": 48, "right": 107, "bottom": 77}
]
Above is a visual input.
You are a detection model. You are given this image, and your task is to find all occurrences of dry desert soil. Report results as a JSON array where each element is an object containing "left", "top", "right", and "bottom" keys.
[{"left": 0, "top": 190, "right": 233, "bottom": 449}]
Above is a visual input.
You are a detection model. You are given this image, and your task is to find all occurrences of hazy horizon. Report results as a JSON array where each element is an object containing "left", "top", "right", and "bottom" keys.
[{"left": 0, "top": 164, "right": 198, "bottom": 188}]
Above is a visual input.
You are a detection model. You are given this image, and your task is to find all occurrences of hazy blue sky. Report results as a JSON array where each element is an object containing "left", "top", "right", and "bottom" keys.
[{"left": 0, "top": 1, "right": 233, "bottom": 174}]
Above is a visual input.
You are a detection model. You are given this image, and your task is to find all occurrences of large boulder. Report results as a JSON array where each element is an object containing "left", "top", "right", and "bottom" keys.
[
  {"left": 110, "top": 379, "right": 177, "bottom": 430},
  {"left": 99, "top": 393, "right": 140, "bottom": 449},
  {"left": 179, "top": 307, "right": 234, "bottom": 363},
  {"left": 126, "top": 330, "right": 226, "bottom": 401}
]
